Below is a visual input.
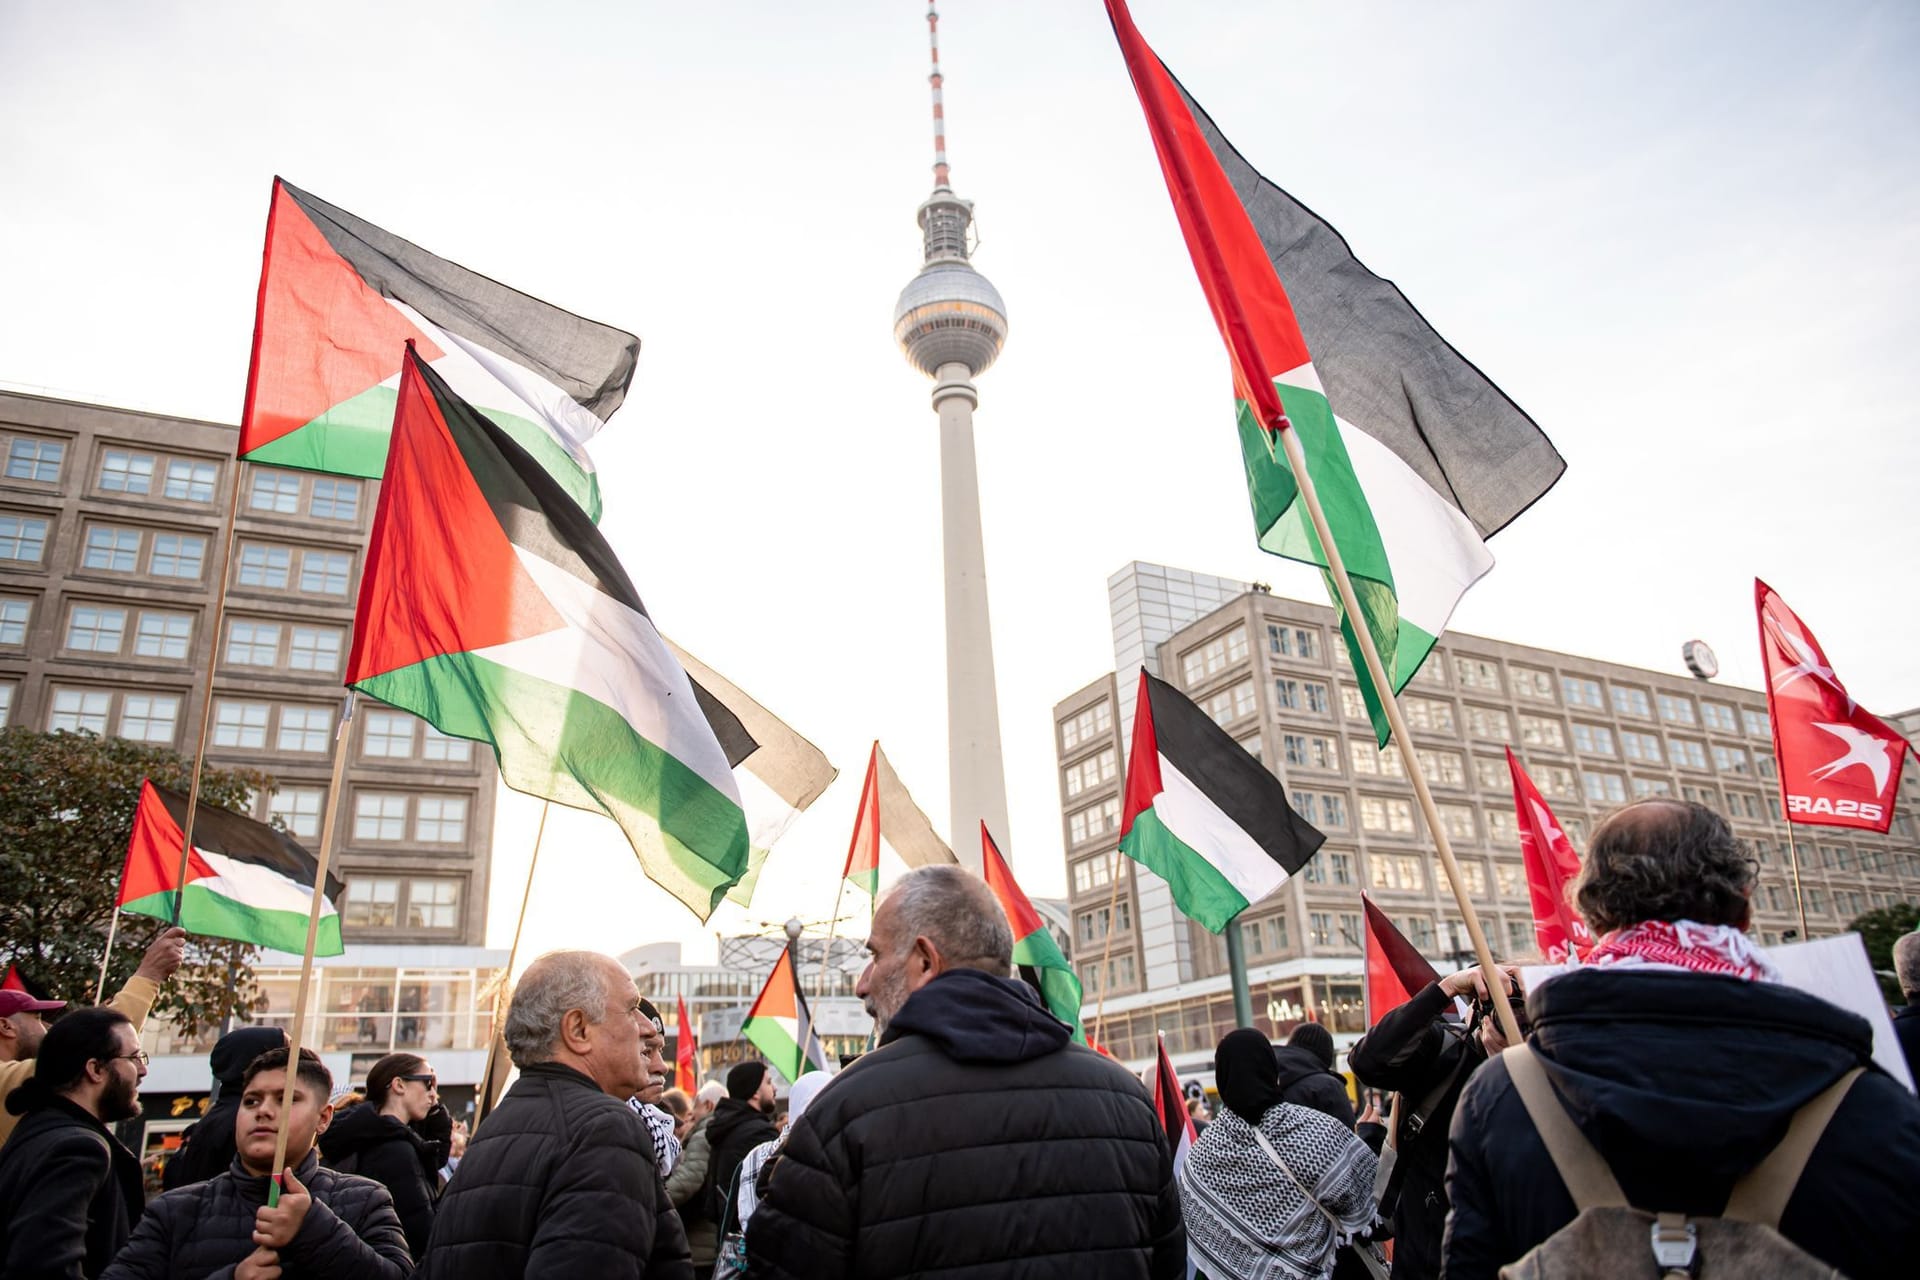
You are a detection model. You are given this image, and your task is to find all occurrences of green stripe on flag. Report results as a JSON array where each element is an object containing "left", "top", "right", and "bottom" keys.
[
  {"left": 121, "top": 887, "right": 342, "bottom": 958},
  {"left": 743, "top": 1018, "right": 805, "bottom": 1084},
  {"left": 1013, "top": 926, "right": 1085, "bottom": 1044},
  {"left": 355, "top": 651, "right": 749, "bottom": 918},
  {"left": 1119, "top": 807, "right": 1251, "bottom": 933}
]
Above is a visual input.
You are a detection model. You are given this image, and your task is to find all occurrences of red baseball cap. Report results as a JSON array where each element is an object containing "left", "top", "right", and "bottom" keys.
[{"left": 0, "top": 991, "right": 66, "bottom": 1018}]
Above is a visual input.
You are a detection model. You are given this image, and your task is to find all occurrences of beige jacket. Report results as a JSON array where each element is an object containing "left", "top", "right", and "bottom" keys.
[{"left": 0, "top": 975, "right": 160, "bottom": 1148}]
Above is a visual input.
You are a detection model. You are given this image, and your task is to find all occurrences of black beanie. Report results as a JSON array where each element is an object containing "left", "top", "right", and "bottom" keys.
[
  {"left": 726, "top": 1061, "right": 768, "bottom": 1100},
  {"left": 1286, "top": 1021, "right": 1337, "bottom": 1070}
]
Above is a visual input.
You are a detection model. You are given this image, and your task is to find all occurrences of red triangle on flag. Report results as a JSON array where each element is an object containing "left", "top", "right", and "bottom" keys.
[
  {"left": 119, "top": 780, "right": 217, "bottom": 905},
  {"left": 840, "top": 743, "right": 882, "bottom": 893},
  {"left": 1, "top": 965, "right": 26, "bottom": 993},
  {"left": 981, "top": 823, "right": 1046, "bottom": 939},
  {"left": 1363, "top": 894, "right": 1439, "bottom": 1024},
  {"left": 747, "top": 945, "right": 799, "bottom": 1023}
]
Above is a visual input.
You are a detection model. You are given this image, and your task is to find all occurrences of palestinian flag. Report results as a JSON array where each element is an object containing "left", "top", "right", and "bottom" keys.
[
  {"left": 981, "top": 823, "right": 1085, "bottom": 1044},
  {"left": 675, "top": 993, "right": 699, "bottom": 1092},
  {"left": 347, "top": 348, "right": 749, "bottom": 920},
  {"left": 1106, "top": 2, "right": 1564, "bottom": 746},
  {"left": 840, "top": 742, "right": 957, "bottom": 896},
  {"left": 741, "top": 944, "right": 831, "bottom": 1084},
  {"left": 1507, "top": 749, "right": 1593, "bottom": 963},
  {"left": 1119, "top": 671, "right": 1324, "bottom": 932},
  {"left": 119, "top": 780, "right": 344, "bottom": 957},
  {"left": 1362, "top": 894, "right": 1438, "bottom": 1024},
  {"left": 241, "top": 178, "right": 637, "bottom": 519}
]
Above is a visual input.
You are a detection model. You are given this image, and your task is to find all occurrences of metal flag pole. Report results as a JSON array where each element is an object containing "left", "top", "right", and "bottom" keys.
[
  {"left": 1223, "top": 916, "right": 1254, "bottom": 1029},
  {"left": 93, "top": 911, "right": 122, "bottom": 1005},
  {"left": 475, "top": 800, "right": 551, "bottom": 1126},
  {"left": 266, "top": 692, "right": 356, "bottom": 1204},
  {"left": 1272, "top": 422, "right": 1525, "bottom": 1047}
]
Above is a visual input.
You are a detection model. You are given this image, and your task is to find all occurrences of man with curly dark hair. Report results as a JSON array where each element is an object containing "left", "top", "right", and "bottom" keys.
[{"left": 1444, "top": 798, "right": 1920, "bottom": 1280}]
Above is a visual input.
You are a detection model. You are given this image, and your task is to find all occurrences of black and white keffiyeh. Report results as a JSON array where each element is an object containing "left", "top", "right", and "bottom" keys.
[
  {"left": 1179, "top": 1102, "right": 1378, "bottom": 1280},
  {"left": 628, "top": 1098, "right": 681, "bottom": 1178}
]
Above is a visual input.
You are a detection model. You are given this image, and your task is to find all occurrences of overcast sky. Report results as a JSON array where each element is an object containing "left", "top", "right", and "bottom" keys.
[{"left": 4, "top": 1, "right": 1916, "bottom": 966}]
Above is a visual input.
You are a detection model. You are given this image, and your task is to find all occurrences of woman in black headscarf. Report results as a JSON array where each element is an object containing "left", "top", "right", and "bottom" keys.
[{"left": 1180, "top": 1028, "right": 1379, "bottom": 1280}]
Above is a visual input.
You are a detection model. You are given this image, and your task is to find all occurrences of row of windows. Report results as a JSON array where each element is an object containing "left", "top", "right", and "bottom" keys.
[
  {"left": 1063, "top": 748, "right": 1117, "bottom": 798},
  {"left": 1074, "top": 901, "right": 1132, "bottom": 946},
  {"left": 2, "top": 436, "right": 361, "bottom": 525},
  {"left": 210, "top": 701, "right": 472, "bottom": 764},
  {"left": 1059, "top": 699, "right": 1113, "bottom": 752},
  {"left": 343, "top": 875, "right": 462, "bottom": 931},
  {"left": 0, "top": 514, "right": 359, "bottom": 602},
  {"left": 1067, "top": 797, "right": 1122, "bottom": 848}
]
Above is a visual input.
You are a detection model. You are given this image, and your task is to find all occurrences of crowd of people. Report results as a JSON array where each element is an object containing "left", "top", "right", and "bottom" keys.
[{"left": 3, "top": 798, "right": 1919, "bottom": 1277}]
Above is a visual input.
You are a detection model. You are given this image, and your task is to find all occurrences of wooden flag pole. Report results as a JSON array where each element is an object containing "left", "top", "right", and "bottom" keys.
[
  {"left": 1272, "top": 422, "right": 1525, "bottom": 1047},
  {"left": 266, "top": 692, "right": 356, "bottom": 1204},
  {"left": 1778, "top": 811, "right": 1812, "bottom": 941},
  {"left": 171, "top": 471, "right": 248, "bottom": 925},
  {"left": 93, "top": 910, "right": 122, "bottom": 1005},
  {"left": 475, "top": 799, "right": 551, "bottom": 1125},
  {"left": 816, "top": 877, "right": 849, "bottom": 1004},
  {"left": 1090, "top": 848, "right": 1125, "bottom": 1046}
]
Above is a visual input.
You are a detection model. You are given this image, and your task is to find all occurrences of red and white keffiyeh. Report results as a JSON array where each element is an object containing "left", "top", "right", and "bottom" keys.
[{"left": 1587, "top": 919, "right": 1782, "bottom": 983}]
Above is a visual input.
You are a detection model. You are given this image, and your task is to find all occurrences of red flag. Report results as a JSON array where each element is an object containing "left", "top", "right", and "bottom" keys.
[
  {"left": 1507, "top": 749, "right": 1594, "bottom": 963},
  {"left": 1150, "top": 1034, "right": 1197, "bottom": 1179},
  {"left": 1363, "top": 894, "right": 1439, "bottom": 1024},
  {"left": 1757, "top": 580, "right": 1912, "bottom": 832},
  {"left": 675, "top": 993, "right": 698, "bottom": 1093}
]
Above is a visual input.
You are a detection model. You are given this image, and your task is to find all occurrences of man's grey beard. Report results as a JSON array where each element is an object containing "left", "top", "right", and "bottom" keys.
[{"left": 865, "top": 965, "right": 912, "bottom": 1034}]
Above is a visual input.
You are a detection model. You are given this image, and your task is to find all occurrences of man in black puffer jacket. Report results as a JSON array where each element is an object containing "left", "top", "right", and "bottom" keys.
[
  {"left": 705, "top": 1062, "right": 777, "bottom": 1232},
  {"left": 418, "top": 950, "right": 689, "bottom": 1280},
  {"left": 102, "top": 1046, "right": 410, "bottom": 1279},
  {"left": 162, "top": 1025, "right": 285, "bottom": 1190},
  {"left": 1273, "top": 1022, "right": 1356, "bottom": 1129},
  {"left": 746, "top": 865, "right": 1185, "bottom": 1280}
]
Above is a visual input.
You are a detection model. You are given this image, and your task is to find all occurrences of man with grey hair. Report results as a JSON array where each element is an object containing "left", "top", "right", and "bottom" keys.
[
  {"left": 745, "top": 865, "right": 1185, "bottom": 1279},
  {"left": 418, "top": 950, "right": 690, "bottom": 1279},
  {"left": 1894, "top": 929, "right": 1920, "bottom": 1083}
]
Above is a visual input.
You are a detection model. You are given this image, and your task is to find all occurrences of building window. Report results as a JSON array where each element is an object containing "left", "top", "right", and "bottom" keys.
[
  {"left": 0, "top": 516, "right": 49, "bottom": 564},
  {"left": 1474, "top": 756, "right": 1508, "bottom": 792},
  {"left": 1620, "top": 731, "right": 1662, "bottom": 763},
  {"left": 277, "top": 705, "right": 332, "bottom": 753},
  {"left": 1561, "top": 676, "right": 1604, "bottom": 709},
  {"left": 213, "top": 701, "right": 270, "bottom": 749},
  {"left": 289, "top": 626, "right": 343, "bottom": 675},
  {"left": 1065, "top": 747, "right": 1119, "bottom": 797},
  {"left": 1487, "top": 809, "right": 1519, "bottom": 844},
  {"left": 1536, "top": 765, "right": 1578, "bottom": 799},
  {"left": 49, "top": 688, "right": 112, "bottom": 734},
  {"left": 1681, "top": 783, "right": 1719, "bottom": 809},
  {"left": 1657, "top": 694, "right": 1696, "bottom": 725},
  {"left": 1611, "top": 687, "right": 1652, "bottom": 718},
  {"left": 120, "top": 694, "right": 179, "bottom": 744},
  {"left": 1416, "top": 749, "right": 1466, "bottom": 788},
  {"left": 1631, "top": 776, "right": 1672, "bottom": 798},
  {"left": 364, "top": 711, "right": 416, "bottom": 759},
  {"left": 150, "top": 533, "right": 206, "bottom": 580},
  {"left": 1070, "top": 853, "right": 1123, "bottom": 895},
  {"left": 344, "top": 877, "right": 400, "bottom": 928},
  {"left": 1454, "top": 657, "right": 1503, "bottom": 692},
  {"left": 83, "top": 526, "right": 141, "bottom": 573},
  {"left": 1205, "top": 682, "right": 1258, "bottom": 727},
  {"left": 0, "top": 597, "right": 28, "bottom": 645},
  {"left": 1068, "top": 798, "right": 1121, "bottom": 846},
  {"left": 1339, "top": 685, "right": 1368, "bottom": 721},
  {"left": 134, "top": 611, "right": 193, "bottom": 660},
  {"left": 1495, "top": 862, "right": 1524, "bottom": 897},
  {"left": 1454, "top": 859, "right": 1488, "bottom": 895},
  {"left": 1182, "top": 628, "right": 1249, "bottom": 684},
  {"left": 1570, "top": 723, "right": 1615, "bottom": 755},
  {"left": 97, "top": 449, "right": 155, "bottom": 494},
  {"left": 1712, "top": 745, "right": 1751, "bottom": 775},
  {"left": 310, "top": 478, "right": 360, "bottom": 522},
  {"left": 1519, "top": 715, "right": 1565, "bottom": 751},
  {"left": 415, "top": 796, "right": 468, "bottom": 843},
  {"left": 250, "top": 471, "right": 302, "bottom": 514},
  {"left": 299, "top": 550, "right": 352, "bottom": 597},
  {"left": 6, "top": 438, "right": 64, "bottom": 482},
  {"left": 354, "top": 793, "right": 409, "bottom": 841},
  {"left": 1700, "top": 702, "right": 1737, "bottom": 733},
  {"left": 407, "top": 878, "right": 461, "bottom": 929},
  {"left": 1741, "top": 708, "right": 1770, "bottom": 738},
  {"left": 1060, "top": 700, "right": 1112, "bottom": 751},
  {"left": 65, "top": 605, "right": 127, "bottom": 653},
  {"left": 1360, "top": 796, "right": 1416, "bottom": 835},
  {"left": 421, "top": 726, "right": 472, "bottom": 764},
  {"left": 1583, "top": 771, "right": 1627, "bottom": 805},
  {"left": 236, "top": 542, "right": 292, "bottom": 589},
  {"left": 1671, "top": 738, "right": 1708, "bottom": 770},
  {"left": 0, "top": 682, "right": 12, "bottom": 727},
  {"left": 1397, "top": 914, "right": 1437, "bottom": 951},
  {"left": 1403, "top": 697, "right": 1456, "bottom": 734},
  {"left": 1309, "top": 912, "right": 1335, "bottom": 947},
  {"left": 1370, "top": 850, "right": 1426, "bottom": 888},
  {"left": 1269, "top": 624, "right": 1320, "bottom": 660},
  {"left": 269, "top": 787, "right": 324, "bottom": 840},
  {"left": 1464, "top": 705, "right": 1510, "bottom": 741},
  {"left": 163, "top": 459, "right": 218, "bottom": 503},
  {"left": 1505, "top": 919, "right": 1535, "bottom": 957},
  {"left": 1291, "top": 790, "right": 1349, "bottom": 829},
  {"left": 1511, "top": 667, "right": 1556, "bottom": 701},
  {"left": 226, "top": 621, "right": 280, "bottom": 666},
  {"left": 1436, "top": 803, "right": 1477, "bottom": 840}
]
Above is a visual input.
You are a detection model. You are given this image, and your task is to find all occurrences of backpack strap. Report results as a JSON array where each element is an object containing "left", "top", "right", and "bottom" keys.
[
  {"left": 1721, "top": 1067, "right": 1863, "bottom": 1229},
  {"left": 1505, "top": 1044, "right": 1628, "bottom": 1211}
]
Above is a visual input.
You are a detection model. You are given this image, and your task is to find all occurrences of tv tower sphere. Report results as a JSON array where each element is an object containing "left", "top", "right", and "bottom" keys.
[{"left": 893, "top": 189, "right": 1008, "bottom": 378}]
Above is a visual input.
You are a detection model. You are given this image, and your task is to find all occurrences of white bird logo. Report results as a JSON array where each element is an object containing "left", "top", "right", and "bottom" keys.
[
  {"left": 1771, "top": 627, "right": 1855, "bottom": 712},
  {"left": 1809, "top": 722, "right": 1894, "bottom": 795}
]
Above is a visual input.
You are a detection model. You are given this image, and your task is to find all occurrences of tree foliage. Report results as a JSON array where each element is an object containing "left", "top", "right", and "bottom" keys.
[
  {"left": 1843, "top": 901, "right": 1920, "bottom": 1005},
  {"left": 0, "top": 727, "right": 278, "bottom": 1036}
]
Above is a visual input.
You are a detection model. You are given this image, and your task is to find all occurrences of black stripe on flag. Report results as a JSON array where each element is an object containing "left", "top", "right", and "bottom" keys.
[
  {"left": 151, "top": 784, "right": 345, "bottom": 901},
  {"left": 1143, "top": 672, "right": 1324, "bottom": 875},
  {"left": 280, "top": 180, "right": 639, "bottom": 422}
]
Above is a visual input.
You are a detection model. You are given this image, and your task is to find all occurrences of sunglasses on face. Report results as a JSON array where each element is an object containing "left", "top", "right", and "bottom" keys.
[{"left": 401, "top": 1073, "right": 438, "bottom": 1090}]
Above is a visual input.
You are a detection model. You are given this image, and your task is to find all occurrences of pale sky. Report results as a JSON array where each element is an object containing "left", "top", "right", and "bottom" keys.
[{"left": 4, "top": 1, "right": 1916, "bottom": 967}]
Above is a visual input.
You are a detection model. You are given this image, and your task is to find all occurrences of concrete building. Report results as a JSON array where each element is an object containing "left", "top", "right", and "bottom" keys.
[
  {"left": 1057, "top": 563, "right": 1920, "bottom": 1075},
  {"left": 0, "top": 387, "right": 503, "bottom": 1120}
]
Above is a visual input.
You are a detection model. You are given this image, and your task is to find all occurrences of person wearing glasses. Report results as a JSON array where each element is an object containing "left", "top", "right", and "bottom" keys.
[
  {"left": 320, "top": 1052, "right": 450, "bottom": 1259},
  {"left": 0, "top": 1007, "right": 150, "bottom": 1278}
]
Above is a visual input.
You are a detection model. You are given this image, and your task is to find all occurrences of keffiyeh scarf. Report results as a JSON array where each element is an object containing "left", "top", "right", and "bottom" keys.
[
  {"left": 1587, "top": 919, "right": 1782, "bottom": 982},
  {"left": 628, "top": 1099, "right": 682, "bottom": 1177},
  {"left": 1179, "top": 1103, "right": 1378, "bottom": 1280}
]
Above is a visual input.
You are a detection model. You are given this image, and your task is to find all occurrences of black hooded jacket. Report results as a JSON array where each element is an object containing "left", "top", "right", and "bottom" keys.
[
  {"left": 1445, "top": 968, "right": 1920, "bottom": 1280},
  {"left": 0, "top": 1093, "right": 145, "bottom": 1279},
  {"left": 704, "top": 1097, "right": 777, "bottom": 1226},
  {"left": 1273, "top": 1044, "right": 1357, "bottom": 1129},
  {"left": 162, "top": 1026, "right": 286, "bottom": 1191},
  {"left": 744, "top": 968, "right": 1186, "bottom": 1280},
  {"left": 319, "top": 1103, "right": 441, "bottom": 1261}
]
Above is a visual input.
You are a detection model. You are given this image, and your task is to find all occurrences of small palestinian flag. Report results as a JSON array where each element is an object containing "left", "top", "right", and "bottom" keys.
[
  {"left": 840, "top": 742, "right": 957, "bottom": 896},
  {"left": 741, "top": 944, "right": 830, "bottom": 1084},
  {"left": 1119, "top": 671, "right": 1325, "bottom": 931},
  {"left": 241, "top": 178, "right": 638, "bottom": 519},
  {"left": 348, "top": 349, "right": 750, "bottom": 920},
  {"left": 1106, "top": 1, "right": 1564, "bottom": 746},
  {"left": 981, "top": 823, "right": 1085, "bottom": 1044},
  {"left": 675, "top": 993, "right": 699, "bottom": 1093},
  {"left": 119, "top": 780, "right": 345, "bottom": 957},
  {"left": 1362, "top": 894, "right": 1438, "bottom": 1025},
  {"left": 1150, "top": 1033, "right": 1197, "bottom": 1186}
]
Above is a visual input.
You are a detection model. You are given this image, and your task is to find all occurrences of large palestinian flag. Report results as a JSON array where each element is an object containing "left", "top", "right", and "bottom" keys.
[
  {"left": 741, "top": 944, "right": 830, "bottom": 1084},
  {"left": 1106, "top": 2, "right": 1564, "bottom": 745},
  {"left": 240, "top": 178, "right": 637, "bottom": 519},
  {"left": 840, "top": 742, "right": 957, "bottom": 896},
  {"left": 347, "top": 348, "right": 749, "bottom": 920},
  {"left": 981, "top": 823, "right": 1085, "bottom": 1044},
  {"left": 1119, "top": 671, "right": 1324, "bottom": 931},
  {"left": 119, "top": 781, "right": 345, "bottom": 956}
]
